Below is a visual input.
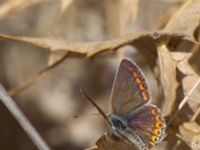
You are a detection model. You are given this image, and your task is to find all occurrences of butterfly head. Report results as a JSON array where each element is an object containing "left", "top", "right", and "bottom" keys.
[{"left": 107, "top": 113, "right": 128, "bottom": 130}]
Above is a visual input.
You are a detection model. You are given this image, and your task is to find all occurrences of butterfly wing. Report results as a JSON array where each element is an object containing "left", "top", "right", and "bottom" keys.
[
  {"left": 124, "top": 105, "right": 166, "bottom": 148},
  {"left": 110, "top": 58, "right": 150, "bottom": 115}
]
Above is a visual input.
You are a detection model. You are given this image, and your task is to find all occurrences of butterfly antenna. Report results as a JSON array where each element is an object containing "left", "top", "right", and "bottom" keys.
[
  {"left": 167, "top": 78, "right": 200, "bottom": 126},
  {"left": 71, "top": 113, "right": 101, "bottom": 119},
  {"left": 80, "top": 89, "right": 112, "bottom": 126}
]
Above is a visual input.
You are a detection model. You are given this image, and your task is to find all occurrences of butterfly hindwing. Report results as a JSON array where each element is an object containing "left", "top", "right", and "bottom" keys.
[
  {"left": 110, "top": 59, "right": 150, "bottom": 115},
  {"left": 124, "top": 105, "right": 166, "bottom": 148}
]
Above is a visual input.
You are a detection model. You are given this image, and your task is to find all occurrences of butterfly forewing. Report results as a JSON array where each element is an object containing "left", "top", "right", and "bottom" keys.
[{"left": 110, "top": 59, "right": 150, "bottom": 115}]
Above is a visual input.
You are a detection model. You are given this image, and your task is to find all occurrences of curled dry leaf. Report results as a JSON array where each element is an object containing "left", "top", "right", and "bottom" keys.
[
  {"left": 177, "top": 53, "right": 194, "bottom": 75},
  {"left": 179, "top": 122, "right": 200, "bottom": 150},
  {"left": 157, "top": 0, "right": 200, "bottom": 118},
  {"left": 164, "top": 0, "right": 200, "bottom": 39},
  {"left": 0, "top": 32, "right": 145, "bottom": 56},
  {"left": 171, "top": 51, "right": 190, "bottom": 62},
  {"left": 0, "top": 32, "right": 188, "bottom": 64},
  {"left": 177, "top": 45, "right": 200, "bottom": 114},
  {"left": 157, "top": 44, "right": 178, "bottom": 117},
  {"left": 189, "top": 47, "right": 200, "bottom": 75}
]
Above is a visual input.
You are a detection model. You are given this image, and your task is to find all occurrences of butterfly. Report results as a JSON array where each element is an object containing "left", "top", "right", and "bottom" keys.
[{"left": 81, "top": 58, "right": 166, "bottom": 150}]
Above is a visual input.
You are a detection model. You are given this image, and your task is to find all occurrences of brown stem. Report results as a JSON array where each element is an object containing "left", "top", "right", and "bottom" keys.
[{"left": 8, "top": 52, "right": 68, "bottom": 96}]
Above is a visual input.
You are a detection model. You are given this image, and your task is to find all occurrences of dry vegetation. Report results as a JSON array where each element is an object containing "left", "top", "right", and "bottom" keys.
[{"left": 0, "top": 0, "right": 200, "bottom": 150}]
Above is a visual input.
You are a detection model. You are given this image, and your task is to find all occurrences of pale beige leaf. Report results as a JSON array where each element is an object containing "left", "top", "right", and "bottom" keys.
[
  {"left": 177, "top": 53, "right": 194, "bottom": 75},
  {"left": 0, "top": 32, "right": 196, "bottom": 72},
  {"left": 157, "top": 44, "right": 178, "bottom": 116},
  {"left": 171, "top": 51, "right": 190, "bottom": 62},
  {"left": 0, "top": 31, "right": 153, "bottom": 57},
  {"left": 164, "top": 0, "right": 200, "bottom": 38},
  {"left": 176, "top": 46, "right": 200, "bottom": 113},
  {"left": 179, "top": 122, "right": 200, "bottom": 150}
]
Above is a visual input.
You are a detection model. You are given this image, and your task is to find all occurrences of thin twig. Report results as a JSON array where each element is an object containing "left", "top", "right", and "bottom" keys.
[
  {"left": 0, "top": 84, "right": 51, "bottom": 150},
  {"left": 190, "top": 105, "right": 200, "bottom": 122},
  {"left": 167, "top": 78, "right": 200, "bottom": 126},
  {"left": 8, "top": 52, "right": 68, "bottom": 96}
]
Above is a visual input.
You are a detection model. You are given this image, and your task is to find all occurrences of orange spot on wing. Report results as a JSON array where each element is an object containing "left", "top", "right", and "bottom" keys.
[
  {"left": 139, "top": 84, "right": 145, "bottom": 90},
  {"left": 142, "top": 92, "right": 148, "bottom": 101},
  {"left": 153, "top": 129, "right": 159, "bottom": 135},
  {"left": 151, "top": 135, "right": 156, "bottom": 142},
  {"left": 132, "top": 72, "right": 137, "bottom": 78},
  {"left": 155, "top": 116, "right": 160, "bottom": 121},
  {"left": 136, "top": 77, "right": 141, "bottom": 84},
  {"left": 155, "top": 122, "right": 161, "bottom": 128}
]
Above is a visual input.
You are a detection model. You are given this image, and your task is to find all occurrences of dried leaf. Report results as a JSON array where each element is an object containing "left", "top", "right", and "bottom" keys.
[
  {"left": 189, "top": 47, "right": 200, "bottom": 75},
  {"left": 179, "top": 122, "right": 200, "bottom": 150},
  {"left": 177, "top": 53, "right": 194, "bottom": 75},
  {"left": 0, "top": 32, "right": 155, "bottom": 56},
  {"left": 0, "top": 33, "right": 88, "bottom": 54},
  {"left": 177, "top": 46, "right": 200, "bottom": 113},
  {"left": 0, "top": 32, "right": 188, "bottom": 64},
  {"left": 171, "top": 51, "right": 190, "bottom": 62},
  {"left": 157, "top": 44, "right": 178, "bottom": 116},
  {"left": 164, "top": 0, "right": 200, "bottom": 39}
]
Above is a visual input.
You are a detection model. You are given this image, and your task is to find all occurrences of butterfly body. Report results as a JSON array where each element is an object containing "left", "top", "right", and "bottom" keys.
[
  {"left": 107, "top": 113, "right": 127, "bottom": 130},
  {"left": 107, "top": 59, "right": 166, "bottom": 150}
]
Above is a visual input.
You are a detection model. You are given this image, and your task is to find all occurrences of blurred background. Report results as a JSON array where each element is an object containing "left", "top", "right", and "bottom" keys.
[{"left": 0, "top": 0, "right": 189, "bottom": 150}]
